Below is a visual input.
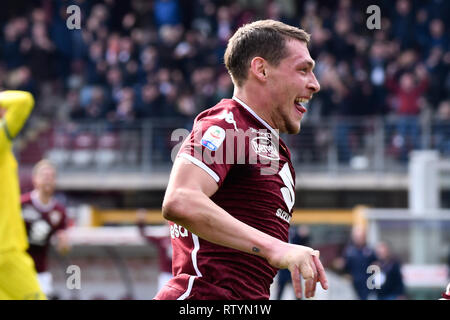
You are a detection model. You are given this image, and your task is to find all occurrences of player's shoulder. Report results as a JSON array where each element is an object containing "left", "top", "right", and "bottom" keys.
[
  {"left": 194, "top": 98, "right": 251, "bottom": 131},
  {"left": 54, "top": 201, "right": 67, "bottom": 214},
  {"left": 20, "top": 192, "right": 32, "bottom": 204}
]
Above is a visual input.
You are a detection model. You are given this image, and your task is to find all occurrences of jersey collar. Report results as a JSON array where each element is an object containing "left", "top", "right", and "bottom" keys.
[
  {"left": 31, "top": 190, "right": 55, "bottom": 212},
  {"left": 232, "top": 96, "right": 279, "bottom": 139}
]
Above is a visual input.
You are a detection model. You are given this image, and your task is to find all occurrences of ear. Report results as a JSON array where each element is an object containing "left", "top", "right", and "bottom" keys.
[{"left": 249, "top": 57, "right": 267, "bottom": 82}]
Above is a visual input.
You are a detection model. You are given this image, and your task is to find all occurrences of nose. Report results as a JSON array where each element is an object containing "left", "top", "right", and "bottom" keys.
[{"left": 308, "top": 73, "right": 320, "bottom": 93}]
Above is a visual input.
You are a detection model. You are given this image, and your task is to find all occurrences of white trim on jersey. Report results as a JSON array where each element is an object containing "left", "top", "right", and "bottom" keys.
[
  {"left": 177, "top": 234, "right": 203, "bottom": 300},
  {"left": 232, "top": 96, "right": 279, "bottom": 138},
  {"left": 30, "top": 190, "right": 56, "bottom": 212},
  {"left": 179, "top": 153, "right": 220, "bottom": 183},
  {"left": 177, "top": 275, "right": 196, "bottom": 300},
  {"left": 191, "top": 234, "right": 203, "bottom": 277}
]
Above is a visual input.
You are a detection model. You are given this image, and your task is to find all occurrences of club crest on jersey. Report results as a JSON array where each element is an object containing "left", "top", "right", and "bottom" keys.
[
  {"left": 201, "top": 125, "right": 226, "bottom": 151},
  {"left": 49, "top": 210, "right": 61, "bottom": 226},
  {"left": 251, "top": 136, "right": 280, "bottom": 160},
  {"left": 22, "top": 207, "right": 40, "bottom": 221}
]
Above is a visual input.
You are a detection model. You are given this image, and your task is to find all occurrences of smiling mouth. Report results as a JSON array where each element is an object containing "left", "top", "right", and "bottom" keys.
[{"left": 294, "top": 97, "right": 309, "bottom": 114}]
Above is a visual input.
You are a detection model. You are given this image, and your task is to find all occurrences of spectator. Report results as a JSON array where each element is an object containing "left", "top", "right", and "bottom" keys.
[
  {"left": 136, "top": 83, "right": 164, "bottom": 118},
  {"left": 434, "top": 100, "right": 450, "bottom": 156},
  {"left": 108, "top": 87, "right": 136, "bottom": 124},
  {"left": 334, "top": 226, "right": 377, "bottom": 300},
  {"left": 2, "top": 18, "right": 28, "bottom": 69},
  {"left": 391, "top": 0, "right": 415, "bottom": 50},
  {"left": 84, "top": 86, "right": 109, "bottom": 120},
  {"left": 368, "top": 41, "right": 389, "bottom": 115},
  {"left": 414, "top": 8, "right": 430, "bottom": 51},
  {"left": 387, "top": 63, "right": 429, "bottom": 116},
  {"left": 25, "top": 22, "right": 57, "bottom": 84},
  {"left": 86, "top": 40, "right": 107, "bottom": 85},
  {"left": 5, "top": 66, "right": 36, "bottom": 96},
  {"left": 428, "top": 19, "right": 448, "bottom": 52},
  {"left": 153, "top": 0, "right": 182, "bottom": 28},
  {"left": 64, "top": 89, "right": 85, "bottom": 121},
  {"left": 387, "top": 63, "right": 429, "bottom": 161},
  {"left": 374, "top": 241, "right": 406, "bottom": 300},
  {"left": 425, "top": 47, "right": 447, "bottom": 107}
]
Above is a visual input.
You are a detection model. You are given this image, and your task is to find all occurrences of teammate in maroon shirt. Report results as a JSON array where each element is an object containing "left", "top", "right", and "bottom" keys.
[
  {"left": 136, "top": 209, "right": 172, "bottom": 292},
  {"left": 21, "top": 160, "right": 69, "bottom": 298},
  {"left": 156, "top": 20, "right": 328, "bottom": 300}
]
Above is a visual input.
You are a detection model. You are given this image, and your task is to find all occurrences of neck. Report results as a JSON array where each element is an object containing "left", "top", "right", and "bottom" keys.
[
  {"left": 233, "top": 85, "right": 276, "bottom": 129},
  {"left": 37, "top": 190, "right": 51, "bottom": 205}
]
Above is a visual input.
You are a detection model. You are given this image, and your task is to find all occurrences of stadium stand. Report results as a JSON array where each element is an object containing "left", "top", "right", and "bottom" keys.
[{"left": 0, "top": 0, "right": 447, "bottom": 175}]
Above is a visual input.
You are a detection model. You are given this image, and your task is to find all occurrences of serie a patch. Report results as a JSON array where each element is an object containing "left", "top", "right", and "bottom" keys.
[{"left": 201, "top": 125, "right": 226, "bottom": 151}]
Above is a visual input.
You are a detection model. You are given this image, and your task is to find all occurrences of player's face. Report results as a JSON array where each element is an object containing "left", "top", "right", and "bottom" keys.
[
  {"left": 266, "top": 40, "right": 320, "bottom": 134},
  {"left": 34, "top": 166, "right": 56, "bottom": 195},
  {"left": 376, "top": 243, "right": 390, "bottom": 260}
]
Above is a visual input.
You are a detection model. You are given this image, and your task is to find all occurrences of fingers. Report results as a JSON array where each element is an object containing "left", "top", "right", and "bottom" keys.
[
  {"left": 299, "top": 258, "right": 315, "bottom": 280},
  {"left": 302, "top": 250, "right": 328, "bottom": 298},
  {"left": 286, "top": 247, "right": 329, "bottom": 299},
  {"left": 303, "top": 259, "right": 319, "bottom": 298},
  {"left": 304, "top": 278, "right": 316, "bottom": 299},
  {"left": 311, "top": 249, "right": 320, "bottom": 258},
  {"left": 312, "top": 254, "right": 329, "bottom": 290},
  {"left": 307, "top": 260, "right": 318, "bottom": 298},
  {"left": 289, "top": 266, "right": 303, "bottom": 299},
  {"left": 298, "top": 259, "right": 314, "bottom": 299}
]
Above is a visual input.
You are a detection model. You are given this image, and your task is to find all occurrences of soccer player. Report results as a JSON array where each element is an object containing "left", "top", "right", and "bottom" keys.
[
  {"left": 155, "top": 20, "right": 328, "bottom": 300},
  {"left": 21, "top": 159, "right": 69, "bottom": 299},
  {"left": 136, "top": 209, "right": 172, "bottom": 292},
  {"left": 0, "top": 90, "right": 46, "bottom": 300}
]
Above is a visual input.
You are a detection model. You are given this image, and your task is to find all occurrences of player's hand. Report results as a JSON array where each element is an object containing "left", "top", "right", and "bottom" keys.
[
  {"left": 268, "top": 243, "right": 328, "bottom": 299},
  {"left": 56, "top": 231, "right": 71, "bottom": 255}
]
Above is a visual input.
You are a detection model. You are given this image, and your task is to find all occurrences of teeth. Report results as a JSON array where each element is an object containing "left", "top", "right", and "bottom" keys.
[{"left": 295, "top": 98, "right": 309, "bottom": 104}]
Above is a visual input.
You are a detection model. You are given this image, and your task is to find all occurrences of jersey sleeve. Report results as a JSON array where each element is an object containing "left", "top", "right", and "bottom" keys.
[
  {"left": 177, "top": 116, "right": 247, "bottom": 187},
  {"left": 0, "top": 118, "right": 10, "bottom": 156},
  {"left": 58, "top": 206, "right": 68, "bottom": 231},
  {"left": 0, "top": 91, "right": 34, "bottom": 152}
]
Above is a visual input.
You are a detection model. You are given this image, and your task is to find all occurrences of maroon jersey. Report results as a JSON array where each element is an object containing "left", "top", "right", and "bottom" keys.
[
  {"left": 155, "top": 97, "right": 296, "bottom": 300},
  {"left": 138, "top": 223, "right": 172, "bottom": 273},
  {"left": 21, "top": 191, "right": 67, "bottom": 273}
]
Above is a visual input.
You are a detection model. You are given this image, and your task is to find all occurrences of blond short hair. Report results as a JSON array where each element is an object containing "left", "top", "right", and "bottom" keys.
[{"left": 32, "top": 159, "right": 56, "bottom": 178}]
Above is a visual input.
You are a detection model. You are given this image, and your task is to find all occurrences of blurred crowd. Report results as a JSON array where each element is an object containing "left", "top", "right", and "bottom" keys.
[{"left": 0, "top": 0, "right": 449, "bottom": 158}]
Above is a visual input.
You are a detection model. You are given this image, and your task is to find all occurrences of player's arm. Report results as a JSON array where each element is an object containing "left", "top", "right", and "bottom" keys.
[
  {"left": 135, "top": 209, "right": 162, "bottom": 244},
  {"left": 55, "top": 208, "right": 71, "bottom": 254},
  {"left": 136, "top": 221, "right": 162, "bottom": 244},
  {"left": 0, "top": 90, "right": 34, "bottom": 150},
  {"left": 55, "top": 230, "right": 70, "bottom": 254},
  {"left": 162, "top": 157, "right": 328, "bottom": 298}
]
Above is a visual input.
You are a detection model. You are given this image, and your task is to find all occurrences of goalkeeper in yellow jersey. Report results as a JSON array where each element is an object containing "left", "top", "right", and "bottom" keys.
[{"left": 0, "top": 90, "right": 46, "bottom": 300}]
